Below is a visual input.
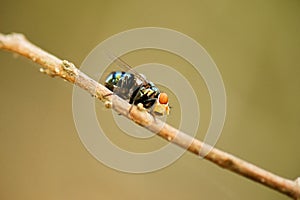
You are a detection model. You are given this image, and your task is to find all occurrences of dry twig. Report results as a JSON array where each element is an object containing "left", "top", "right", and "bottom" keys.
[{"left": 0, "top": 33, "right": 299, "bottom": 199}]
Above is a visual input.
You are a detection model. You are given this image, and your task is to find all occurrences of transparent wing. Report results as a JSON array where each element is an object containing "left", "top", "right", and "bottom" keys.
[{"left": 105, "top": 51, "right": 148, "bottom": 85}]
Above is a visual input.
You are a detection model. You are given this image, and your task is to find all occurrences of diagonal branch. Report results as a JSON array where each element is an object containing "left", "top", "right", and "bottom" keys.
[{"left": 0, "top": 33, "right": 299, "bottom": 199}]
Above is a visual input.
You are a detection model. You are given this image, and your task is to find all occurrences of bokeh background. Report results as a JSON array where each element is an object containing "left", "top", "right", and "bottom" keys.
[{"left": 1, "top": 0, "right": 300, "bottom": 199}]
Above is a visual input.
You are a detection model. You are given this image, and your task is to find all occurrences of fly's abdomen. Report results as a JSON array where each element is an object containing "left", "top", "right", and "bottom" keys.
[
  {"left": 104, "top": 71, "right": 139, "bottom": 100},
  {"left": 105, "top": 71, "right": 125, "bottom": 91}
]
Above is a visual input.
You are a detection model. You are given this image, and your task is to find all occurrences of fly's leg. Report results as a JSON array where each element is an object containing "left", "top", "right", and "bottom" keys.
[
  {"left": 144, "top": 98, "right": 159, "bottom": 121},
  {"left": 102, "top": 80, "right": 128, "bottom": 107},
  {"left": 102, "top": 92, "right": 114, "bottom": 98},
  {"left": 142, "top": 98, "right": 157, "bottom": 109},
  {"left": 136, "top": 98, "right": 157, "bottom": 121},
  {"left": 101, "top": 92, "right": 114, "bottom": 109},
  {"left": 129, "top": 85, "right": 143, "bottom": 114}
]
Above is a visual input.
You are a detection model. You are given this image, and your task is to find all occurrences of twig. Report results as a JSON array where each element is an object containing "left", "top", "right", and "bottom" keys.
[{"left": 0, "top": 32, "right": 299, "bottom": 199}]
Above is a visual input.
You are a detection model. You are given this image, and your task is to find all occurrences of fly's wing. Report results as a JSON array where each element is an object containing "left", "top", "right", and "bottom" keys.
[{"left": 105, "top": 51, "right": 148, "bottom": 86}]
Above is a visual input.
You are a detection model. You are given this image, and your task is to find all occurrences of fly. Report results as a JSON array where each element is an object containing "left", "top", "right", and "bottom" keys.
[{"left": 104, "top": 56, "right": 170, "bottom": 116}]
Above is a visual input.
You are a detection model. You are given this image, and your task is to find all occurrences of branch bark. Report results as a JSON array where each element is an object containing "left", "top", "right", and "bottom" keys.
[{"left": 0, "top": 33, "right": 299, "bottom": 199}]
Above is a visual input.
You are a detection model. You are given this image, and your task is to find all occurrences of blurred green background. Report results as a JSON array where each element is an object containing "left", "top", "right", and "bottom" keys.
[{"left": 1, "top": 0, "right": 300, "bottom": 199}]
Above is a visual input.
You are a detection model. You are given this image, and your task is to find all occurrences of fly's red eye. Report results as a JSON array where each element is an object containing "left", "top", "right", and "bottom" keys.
[{"left": 159, "top": 93, "right": 168, "bottom": 104}]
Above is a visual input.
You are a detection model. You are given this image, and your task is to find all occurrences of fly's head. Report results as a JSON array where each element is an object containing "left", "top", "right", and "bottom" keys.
[{"left": 153, "top": 92, "right": 170, "bottom": 116}]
